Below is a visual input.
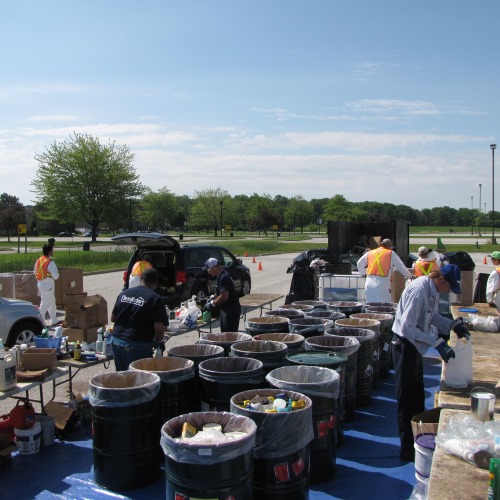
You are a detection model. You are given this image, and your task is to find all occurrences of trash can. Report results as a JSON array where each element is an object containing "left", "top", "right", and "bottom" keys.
[
  {"left": 264, "top": 309, "right": 304, "bottom": 321},
  {"left": 245, "top": 316, "right": 289, "bottom": 336},
  {"left": 199, "top": 332, "right": 253, "bottom": 356},
  {"left": 267, "top": 365, "right": 340, "bottom": 483},
  {"left": 167, "top": 344, "right": 224, "bottom": 411},
  {"left": 230, "top": 340, "right": 288, "bottom": 375},
  {"left": 305, "top": 336, "right": 360, "bottom": 425},
  {"left": 334, "top": 317, "right": 381, "bottom": 388},
  {"left": 252, "top": 333, "right": 305, "bottom": 353},
  {"left": 129, "top": 357, "right": 196, "bottom": 423},
  {"left": 328, "top": 326, "right": 376, "bottom": 407},
  {"left": 179, "top": 234, "right": 183, "bottom": 241},
  {"left": 199, "top": 357, "right": 265, "bottom": 411},
  {"left": 230, "top": 388, "right": 314, "bottom": 499},
  {"left": 325, "top": 301, "right": 363, "bottom": 317},
  {"left": 351, "top": 312, "right": 394, "bottom": 379},
  {"left": 292, "top": 300, "right": 328, "bottom": 310},
  {"left": 89, "top": 371, "right": 161, "bottom": 490},
  {"left": 304, "top": 310, "right": 346, "bottom": 322},
  {"left": 288, "top": 317, "right": 332, "bottom": 338},
  {"left": 82, "top": 242, "right": 91, "bottom": 251},
  {"left": 161, "top": 411, "right": 257, "bottom": 500}
]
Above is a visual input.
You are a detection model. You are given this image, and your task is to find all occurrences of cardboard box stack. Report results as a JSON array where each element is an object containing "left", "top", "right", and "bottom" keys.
[
  {"left": 63, "top": 293, "right": 107, "bottom": 343},
  {"left": 0, "top": 271, "right": 40, "bottom": 305},
  {"left": 55, "top": 268, "right": 84, "bottom": 308}
]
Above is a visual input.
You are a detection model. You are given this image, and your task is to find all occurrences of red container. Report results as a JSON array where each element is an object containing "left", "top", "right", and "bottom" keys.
[
  {"left": 9, "top": 400, "right": 35, "bottom": 429},
  {"left": 0, "top": 414, "right": 14, "bottom": 440}
]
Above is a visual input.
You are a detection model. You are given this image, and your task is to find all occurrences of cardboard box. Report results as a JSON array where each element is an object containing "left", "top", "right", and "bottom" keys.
[
  {"left": 63, "top": 292, "right": 87, "bottom": 306},
  {"left": 62, "top": 327, "right": 101, "bottom": 343},
  {"left": 0, "top": 272, "right": 40, "bottom": 305},
  {"left": 411, "top": 407, "right": 441, "bottom": 439},
  {"left": 64, "top": 294, "right": 107, "bottom": 329},
  {"left": 22, "top": 348, "right": 57, "bottom": 372},
  {"left": 391, "top": 270, "right": 409, "bottom": 303},
  {"left": 55, "top": 268, "right": 84, "bottom": 307},
  {"left": 44, "top": 401, "right": 79, "bottom": 435},
  {"left": 450, "top": 270, "right": 474, "bottom": 306},
  {"left": 84, "top": 327, "right": 100, "bottom": 344}
]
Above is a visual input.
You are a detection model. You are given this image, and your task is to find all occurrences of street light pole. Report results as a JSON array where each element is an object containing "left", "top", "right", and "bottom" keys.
[
  {"left": 491, "top": 144, "right": 497, "bottom": 245},
  {"left": 220, "top": 200, "right": 223, "bottom": 238},
  {"left": 479, "top": 183, "right": 482, "bottom": 236},
  {"left": 258, "top": 205, "right": 261, "bottom": 237},
  {"left": 471, "top": 195, "right": 474, "bottom": 235}
]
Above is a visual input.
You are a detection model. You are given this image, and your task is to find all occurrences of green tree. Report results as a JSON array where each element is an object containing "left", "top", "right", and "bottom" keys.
[
  {"left": 285, "top": 195, "right": 314, "bottom": 233},
  {"left": 140, "top": 187, "right": 177, "bottom": 232},
  {"left": 0, "top": 194, "right": 26, "bottom": 242},
  {"left": 189, "top": 188, "right": 230, "bottom": 236},
  {"left": 32, "top": 133, "right": 143, "bottom": 241},
  {"left": 324, "top": 194, "right": 369, "bottom": 222}
]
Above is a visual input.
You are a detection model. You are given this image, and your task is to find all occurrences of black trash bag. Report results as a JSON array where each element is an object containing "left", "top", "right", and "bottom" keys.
[
  {"left": 444, "top": 251, "right": 475, "bottom": 271},
  {"left": 286, "top": 267, "right": 315, "bottom": 303},
  {"left": 473, "top": 272, "right": 490, "bottom": 303}
]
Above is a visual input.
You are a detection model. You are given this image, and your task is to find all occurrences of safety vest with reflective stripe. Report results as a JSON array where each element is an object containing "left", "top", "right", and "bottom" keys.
[
  {"left": 131, "top": 260, "right": 152, "bottom": 277},
  {"left": 496, "top": 265, "right": 500, "bottom": 276},
  {"left": 366, "top": 247, "right": 392, "bottom": 277},
  {"left": 35, "top": 256, "right": 52, "bottom": 280},
  {"left": 414, "top": 258, "right": 438, "bottom": 277}
]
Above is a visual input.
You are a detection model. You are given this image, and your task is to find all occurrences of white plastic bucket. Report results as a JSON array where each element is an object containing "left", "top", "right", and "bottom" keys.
[
  {"left": 15, "top": 422, "right": 42, "bottom": 454},
  {"left": 35, "top": 414, "right": 56, "bottom": 446},
  {"left": 414, "top": 471, "right": 429, "bottom": 497},
  {"left": 0, "top": 351, "right": 17, "bottom": 391},
  {"left": 414, "top": 433, "right": 435, "bottom": 478}
]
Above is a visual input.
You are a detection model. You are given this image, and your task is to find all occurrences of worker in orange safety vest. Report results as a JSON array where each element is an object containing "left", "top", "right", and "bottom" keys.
[
  {"left": 412, "top": 246, "right": 444, "bottom": 277},
  {"left": 357, "top": 239, "right": 413, "bottom": 303},
  {"left": 34, "top": 244, "right": 60, "bottom": 326},
  {"left": 129, "top": 254, "right": 153, "bottom": 288}
]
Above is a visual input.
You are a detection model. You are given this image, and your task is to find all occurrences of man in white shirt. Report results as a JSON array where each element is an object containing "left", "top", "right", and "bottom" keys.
[
  {"left": 486, "top": 251, "right": 500, "bottom": 308},
  {"left": 34, "top": 244, "right": 60, "bottom": 326}
]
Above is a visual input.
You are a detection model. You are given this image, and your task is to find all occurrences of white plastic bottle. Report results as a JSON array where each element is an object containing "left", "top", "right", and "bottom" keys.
[{"left": 95, "top": 331, "right": 104, "bottom": 354}]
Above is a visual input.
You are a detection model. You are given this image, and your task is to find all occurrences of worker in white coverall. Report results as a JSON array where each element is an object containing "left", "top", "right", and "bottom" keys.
[
  {"left": 357, "top": 239, "right": 413, "bottom": 303},
  {"left": 34, "top": 244, "right": 60, "bottom": 326}
]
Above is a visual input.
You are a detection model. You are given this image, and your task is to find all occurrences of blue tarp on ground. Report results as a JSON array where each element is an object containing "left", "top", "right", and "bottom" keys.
[{"left": 1, "top": 355, "right": 442, "bottom": 500}]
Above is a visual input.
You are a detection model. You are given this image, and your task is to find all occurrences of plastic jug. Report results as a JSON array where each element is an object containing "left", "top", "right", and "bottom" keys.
[
  {"left": 9, "top": 400, "right": 35, "bottom": 429},
  {"left": 0, "top": 351, "right": 17, "bottom": 391}
]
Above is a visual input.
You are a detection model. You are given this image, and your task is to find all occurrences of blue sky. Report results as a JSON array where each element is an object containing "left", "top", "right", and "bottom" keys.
[{"left": 1, "top": 1, "right": 499, "bottom": 211}]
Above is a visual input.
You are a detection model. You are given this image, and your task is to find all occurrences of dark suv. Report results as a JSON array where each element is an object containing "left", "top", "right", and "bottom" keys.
[{"left": 112, "top": 233, "right": 251, "bottom": 307}]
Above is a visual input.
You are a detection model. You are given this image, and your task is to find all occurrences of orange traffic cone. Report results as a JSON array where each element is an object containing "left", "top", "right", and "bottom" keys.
[
  {"left": 484, "top": 255, "right": 487, "bottom": 264},
  {"left": 244, "top": 250, "right": 248, "bottom": 257},
  {"left": 252, "top": 256, "right": 256, "bottom": 263},
  {"left": 258, "top": 261, "right": 263, "bottom": 271}
]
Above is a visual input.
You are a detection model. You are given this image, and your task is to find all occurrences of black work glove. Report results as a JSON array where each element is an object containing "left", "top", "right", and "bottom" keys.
[
  {"left": 438, "top": 332, "right": 450, "bottom": 343},
  {"left": 435, "top": 340, "right": 455, "bottom": 363},
  {"left": 452, "top": 318, "right": 471, "bottom": 340},
  {"left": 203, "top": 300, "right": 214, "bottom": 312},
  {"left": 156, "top": 340, "right": 166, "bottom": 353}
]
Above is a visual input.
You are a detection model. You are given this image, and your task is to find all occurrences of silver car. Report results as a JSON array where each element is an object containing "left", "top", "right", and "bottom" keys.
[{"left": 0, "top": 297, "right": 44, "bottom": 347}]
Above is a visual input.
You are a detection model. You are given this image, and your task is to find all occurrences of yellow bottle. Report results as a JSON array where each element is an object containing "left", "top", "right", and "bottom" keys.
[{"left": 74, "top": 342, "right": 81, "bottom": 361}]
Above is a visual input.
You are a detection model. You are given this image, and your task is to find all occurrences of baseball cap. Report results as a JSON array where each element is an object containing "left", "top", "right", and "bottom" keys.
[
  {"left": 418, "top": 246, "right": 429, "bottom": 256},
  {"left": 203, "top": 258, "right": 220, "bottom": 271},
  {"left": 489, "top": 251, "right": 500, "bottom": 259},
  {"left": 440, "top": 264, "right": 461, "bottom": 294}
]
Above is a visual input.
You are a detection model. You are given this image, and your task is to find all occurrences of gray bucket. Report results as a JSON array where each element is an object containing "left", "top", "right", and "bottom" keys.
[
  {"left": 292, "top": 300, "right": 329, "bottom": 310},
  {"left": 252, "top": 332, "right": 306, "bottom": 352},
  {"left": 289, "top": 317, "right": 331, "bottom": 338},
  {"left": 199, "top": 332, "right": 253, "bottom": 356},
  {"left": 351, "top": 312, "right": 394, "bottom": 379},
  {"left": 327, "top": 326, "right": 375, "bottom": 407},
  {"left": 245, "top": 315, "right": 289, "bottom": 336},
  {"left": 304, "top": 310, "right": 346, "bottom": 322},
  {"left": 230, "top": 340, "right": 288, "bottom": 374},
  {"left": 264, "top": 309, "right": 304, "bottom": 321},
  {"left": 334, "top": 318, "right": 381, "bottom": 389},
  {"left": 324, "top": 301, "right": 363, "bottom": 317}
]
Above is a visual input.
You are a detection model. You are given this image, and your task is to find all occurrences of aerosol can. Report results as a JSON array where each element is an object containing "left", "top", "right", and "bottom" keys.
[{"left": 102, "top": 326, "right": 113, "bottom": 357}]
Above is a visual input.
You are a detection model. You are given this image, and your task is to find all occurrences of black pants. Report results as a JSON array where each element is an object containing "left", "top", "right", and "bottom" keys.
[
  {"left": 220, "top": 303, "right": 241, "bottom": 332},
  {"left": 391, "top": 334, "right": 425, "bottom": 452}
]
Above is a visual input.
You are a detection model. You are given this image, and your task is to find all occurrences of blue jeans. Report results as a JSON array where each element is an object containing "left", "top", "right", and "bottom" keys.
[{"left": 110, "top": 336, "right": 154, "bottom": 371}]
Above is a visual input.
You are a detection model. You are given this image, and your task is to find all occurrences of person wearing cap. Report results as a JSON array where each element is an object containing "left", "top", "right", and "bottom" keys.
[
  {"left": 486, "top": 251, "right": 500, "bottom": 308},
  {"left": 203, "top": 258, "right": 241, "bottom": 332},
  {"left": 110, "top": 267, "right": 168, "bottom": 371},
  {"left": 356, "top": 239, "right": 413, "bottom": 303},
  {"left": 391, "top": 264, "right": 470, "bottom": 462},
  {"left": 412, "top": 246, "right": 444, "bottom": 277},
  {"left": 129, "top": 254, "right": 153, "bottom": 288}
]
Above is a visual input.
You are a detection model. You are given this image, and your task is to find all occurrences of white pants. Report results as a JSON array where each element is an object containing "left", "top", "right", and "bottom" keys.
[
  {"left": 37, "top": 278, "right": 58, "bottom": 325},
  {"left": 365, "top": 275, "right": 392, "bottom": 303}
]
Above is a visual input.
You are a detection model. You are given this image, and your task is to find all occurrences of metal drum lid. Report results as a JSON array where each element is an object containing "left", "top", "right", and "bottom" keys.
[{"left": 286, "top": 351, "right": 348, "bottom": 368}]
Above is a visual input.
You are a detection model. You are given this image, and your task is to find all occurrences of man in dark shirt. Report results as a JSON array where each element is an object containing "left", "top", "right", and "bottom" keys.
[
  {"left": 110, "top": 267, "right": 168, "bottom": 370},
  {"left": 203, "top": 258, "right": 241, "bottom": 332}
]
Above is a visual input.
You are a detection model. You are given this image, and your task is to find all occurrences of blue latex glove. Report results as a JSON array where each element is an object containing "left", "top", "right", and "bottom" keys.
[
  {"left": 453, "top": 318, "right": 471, "bottom": 340},
  {"left": 435, "top": 340, "right": 455, "bottom": 363}
]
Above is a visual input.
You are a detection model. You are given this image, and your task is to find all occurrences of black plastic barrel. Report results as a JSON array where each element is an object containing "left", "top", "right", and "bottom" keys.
[
  {"left": 307, "top": 335, "right": 360, "bottom": 424},
  {"left": 278, "top": 303, "right": 315, "bottom": 313},
  {"left": 292, "top": 299, "right": 328, "bottom": 310},
  {"left": 325, "top": 301, "right": 363, "bottom": 317},
  {"left": 351, "top": 312, "right": 394, "bottom": 379},
  {"left": 253, "top": 333, "right": 306, "bottom": 353},
  {"left": 365, "top": 301, "right": 398, "bottom": 310},
  {"left": 161, "top": 411, "right": 257, "bottom": 500},
  {"left": 199, "top": 332, "right": 253, "bottom": 356},
  {"left": 267, "top": 365, "right": 340, "bottom": 483},
  {"left": 245, "top": 316, "right": 290, "bottom": 336},
  {"left": 328, "top": 325, "right": 375, "bottom": 407},
  {"left": 129, "top": 357, "right": 196, "bottom": 424},
  {"left": 264, "top": 309, "right": 304, "bottom": 321},
  {"left": 304, "top": 310, "right": 347, "bottom": 322},
  {"left": 89, "top": 371, "right": 161, "bottom": 490},
  {"left": 199, "top": 357, "right": 265, "bottom": 411},
  {"left": 364, "top": 305, "right": 397, "bottom": 316},
  {"left": 334, "top": 318, "right": 381, "bottom": 389},
  {"left": 230, "top": 388, "right": 314, "bottom": 500},
  {"left": 230, "top": 340, "right": 288, "bottom": 375},
  {"left": 167, "top": 344, "right": 225, "bottom": 411},
  {"left": 288, "top": 317, "right": 332, "bottom": 338}
]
